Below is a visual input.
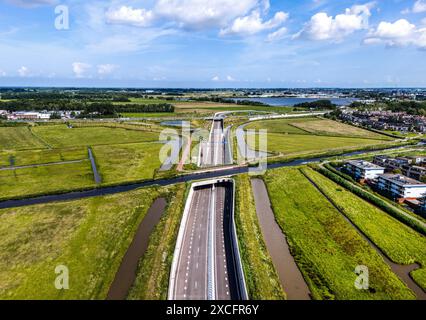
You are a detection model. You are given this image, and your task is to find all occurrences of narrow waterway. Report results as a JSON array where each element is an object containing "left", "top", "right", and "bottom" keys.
[
  {"left": 107, "top": 198, "right": 167, "bottom": 300},
  {"left": 0, "top": 144, "right": 417, "bottom": 210},
  {"left": 88, "top": 147, "right": 102, "bottom": 184},
  {"left": 251, "top": 178, "right": 311, "bottom": 300},
  {"left": 301, "top": 171, "right": 426, "bottom": 300}
]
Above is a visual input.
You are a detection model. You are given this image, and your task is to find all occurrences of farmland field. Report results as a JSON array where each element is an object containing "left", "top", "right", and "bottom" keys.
[
  {"left": 119, "top": 113, "right": 175, "bottom": 118},
  {"left": 291, "top": 119, "right": 391, "bottom": 140},
  {"left": 0, "top": 127, "right": 46, "bottom": 151},
  {"left": 246, "top": 118, "right": 390, "bottom": 139},
  {"left": 249, "top": 132, "right": 388, "bottom": 156},
  {"left": 0, "top": 147, "right": 88, "bottom": 167},
  {"left": 302, "top": 168, "right": 426, "bottom": 291},
  {"left": 264, "top": 167, "right": 415, "bottom": 300},
  {"left": 0, "top": 161, "right": 95, "bottom": 200},
  {"left": 31, "top": 125, "right": 160, "bottom": 148},
  {"left": 245, "top": 118, "right": 308, "bottom": 134},
  {"left": 92, "top": 142, "right": 163, "bottom": 184},
  {"left": 0, "top": 185, "right": 180, "bottom": 299}
]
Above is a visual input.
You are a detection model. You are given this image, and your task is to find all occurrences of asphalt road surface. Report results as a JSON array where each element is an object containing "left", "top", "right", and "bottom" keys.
[
  {"left": 170, "top": 183, "right": 239, "bottom": 300},
  {"left": 202, "top": 119, "right": 227, "bottom": 167}
]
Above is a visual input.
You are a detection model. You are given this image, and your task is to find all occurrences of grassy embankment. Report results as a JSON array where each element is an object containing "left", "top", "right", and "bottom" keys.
[
  {"left": 127, "top": 184, "right": 186, "bottom": 300},
  {"left": 235, "top": 175, "right": 286, "bottom": 299},
  {"left": 0, "top": 185, "right": 182, "bottom": 299},
  {"left": 264, "top": 167, "right": 415, "bottom": 300},
  {"left": 303, "top": 168, "right": 426, "bottom": 291}
]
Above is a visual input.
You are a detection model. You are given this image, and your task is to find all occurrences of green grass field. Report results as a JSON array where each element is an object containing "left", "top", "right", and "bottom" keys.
[
  {"left": 0, "top": 161, "right": 95, "bottom": 200},
  {"left": 0, "top": 185, "right": 182, "bottom": 299},
  {"left": 32, "top": 125, "right": 160, "bottom": 148},
  {"left": 92, "top": 142, "right": 163, "bottom": 184},
  {"left": 303, "top": 168, "right": 426, "bottom": 291},
  {"left": 0, "top": 127, "right": 46, "bottom": 151},
  {"left": 291, "top": 119, "right": 391, "bottom": 140},
  {"left": 235, "top": 175, "right": 286, "bottom": 300},
  {"left": 264, "top": 167, "right": 415, "bottom": 300},
  {"left": 246, "top": 118, "right": 390, "bottom": 140},
  {"left": 245, "top": 118, "right": 308, "bottom": 135},
  {"left": 120, "top": 113, "right": 175, "bottom": 118},
  {"left": 250, "top": 133, "right": 388, "bottom": 156},
  {"left": 0, "top": 147, "right": 88, "bottom": 167}
]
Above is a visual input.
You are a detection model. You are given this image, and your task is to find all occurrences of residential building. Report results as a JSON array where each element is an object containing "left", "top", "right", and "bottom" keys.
[
  {"left": 345, "top": 160, "right": 385, "bottom": 180},
  {"left": 373, "top": 155, "right": 426, "bottom": 181},
  {"left": 377, "top": 174, "right": 426, "bottom": 200}
]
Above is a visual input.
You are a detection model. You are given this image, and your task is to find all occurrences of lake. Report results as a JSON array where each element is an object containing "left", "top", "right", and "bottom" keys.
[{"left": 233, "top": 97, "right": 357, "bottom": 106}]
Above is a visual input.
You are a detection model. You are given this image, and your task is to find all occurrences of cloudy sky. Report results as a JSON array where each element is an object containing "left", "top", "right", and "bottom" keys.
[{"left": 0, "top": 0, "right": 425, "bottom": 87}]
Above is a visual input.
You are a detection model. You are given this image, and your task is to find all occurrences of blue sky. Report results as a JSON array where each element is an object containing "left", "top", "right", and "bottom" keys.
[{"left": 0, "top": 0, "right": 425, "bottom": 88}]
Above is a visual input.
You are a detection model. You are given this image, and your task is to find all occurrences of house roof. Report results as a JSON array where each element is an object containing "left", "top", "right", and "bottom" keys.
[{"left": 347, "top": 160, "right": 385, "bottom": 171}]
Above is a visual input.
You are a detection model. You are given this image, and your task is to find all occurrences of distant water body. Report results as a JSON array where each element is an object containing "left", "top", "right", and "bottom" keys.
[{"left": 233, "top": 97, "right": 357, "bottom": 107}]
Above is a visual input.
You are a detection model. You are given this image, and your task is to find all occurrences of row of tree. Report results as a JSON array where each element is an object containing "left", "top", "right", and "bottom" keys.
[
  {"left": 0, "top": 100, "right": 174, "bottom": 116},
  {"left": 293, "top": 99, "right": 337, "bottom": 110}
]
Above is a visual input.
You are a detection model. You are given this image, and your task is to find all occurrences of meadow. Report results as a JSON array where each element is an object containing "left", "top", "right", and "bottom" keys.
[
  {"left": 251, "top": 133, "right": 388, "bottom": 156},
  {"left": 0, "top": 126, "right": 46, "bottom": 151},
  {"left": 244, "top": 118, "right": 392, "bottom": 158},
  {"left": 0, "top": 185, "right": 181, "bottom": 299},
  {"left": 291, "top": 119, "right": 391, "bottom": 140},
  {"left": 234, "top": 175, "right": 285, "bottom": 300},
  {"left": 0, "top": 147, "right": 87, "bottom": 167},
  {"left": 31, "top": 124, "right": 160, "bottom": 148},
  {"left": 120, "top": 113, "right": 175, "bottom": 118},
  {"left": 303, "top": 168, "right": 426, "bottom": 291},
  {"left": 0, "top": 161, "right": 95, "bottom": 200},
  {"left": 92, "top": 142, "right": 163, "bottom": 184},
  {"left": 264, "top": 167, "right": 415, "bottom": 300}
]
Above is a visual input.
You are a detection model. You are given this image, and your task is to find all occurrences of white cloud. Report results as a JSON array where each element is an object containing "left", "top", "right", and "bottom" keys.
[
  {"left": 155, "top": 0, "right": 259, "bottom": 29},
  {"left": 296, "top": 2, "right": 375, "bottom": 41},
  {"left": 105, "top": 6, "right": 155, "bottom": 27},
  {"left": 0, "top": 70, "right": 6, "bottom": 77},
  {"left": 364, "top": 19, "right": 426, "bottom": 49},
  {"left": 72, "top": 62, "right": 91, "bottom": 78},
  {"left": 267, "top": 26, "right": 288, "bottom": 41},
  {"left": 226, "top": 75, "right": 235, "bottom": 81},
  {"left": 220, "top": 10, "right": 288, "bottom": 36},
  {"left": 18, "top": 66, "right": 29, "bottom": 77},
  {"left": 211, "top": 75, "right": 220, "bottom": 81},
  {"left": 97, "top": 64, "right": 118, "bottom": 75},
  {"left": 413, "top": 0, "right": 426, "bottom": 13},
  {"left": 106, "top": 0, "right": 264, "bottom": 30}
]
